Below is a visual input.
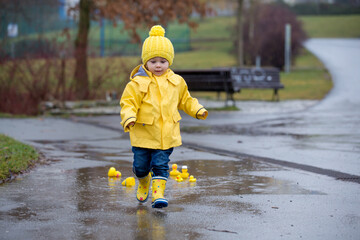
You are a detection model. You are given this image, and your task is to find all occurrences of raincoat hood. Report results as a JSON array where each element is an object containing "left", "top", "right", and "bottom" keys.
[{"left": 130, "top": 65, "right": 180, "bottom": 92}]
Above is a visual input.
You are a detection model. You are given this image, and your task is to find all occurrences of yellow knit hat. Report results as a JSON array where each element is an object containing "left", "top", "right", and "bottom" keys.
[{"left": 141, "top": 25, "right": 174, "bottom": 66}]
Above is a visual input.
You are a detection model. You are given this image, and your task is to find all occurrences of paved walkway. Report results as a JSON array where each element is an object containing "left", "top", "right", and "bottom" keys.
[
  {"left": 0, "top": 39, "right": 359, "bottom": 239},
  {"left": 180, "top": 39, "right": 360, "bottom": 178}
]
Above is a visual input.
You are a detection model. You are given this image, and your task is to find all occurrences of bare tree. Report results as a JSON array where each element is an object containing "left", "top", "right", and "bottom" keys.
[
  {"left": 236, "top": 0, "right": 244, "bottom": 67},
  {"left": 71, "top": 0, "right": 209, "bottom": 100},
  {"left": 73, "top": 0, "right": 91, "bottom": 100},
  {"left": 242, "top": 4, "right": 307, "bottom": 69}
]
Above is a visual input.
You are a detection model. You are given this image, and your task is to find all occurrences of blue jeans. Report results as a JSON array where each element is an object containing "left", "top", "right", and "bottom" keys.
[{"left": 132, "top": 147, "right": 173, "bottom": 179}]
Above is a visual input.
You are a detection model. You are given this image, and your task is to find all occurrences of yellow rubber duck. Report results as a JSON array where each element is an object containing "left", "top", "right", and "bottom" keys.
[
  {"left": 115, "top": 171, "right": 121, "bottom": 178},
  {"left": 176, "top": 175, "right": 184, "bottom": 182},
  {"left": 122, "top": 177, "right": 136, "bottom": 187},
  {"left": 108, "top": 167, "right": 117, "bottom": 177},
  {"left": 170, "top": 164, "right": 181, "bottom": 176},
  {"left": 180, "top": 165, "right": 189, "bottom": 179},
  {"left": 189, "top": 175, "right": 197, "bottom": 182}
]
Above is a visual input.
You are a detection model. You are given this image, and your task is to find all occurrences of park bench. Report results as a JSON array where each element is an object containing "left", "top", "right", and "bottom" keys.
[{"left": 175, "top": 67, "right": 284, "bottom": 106}]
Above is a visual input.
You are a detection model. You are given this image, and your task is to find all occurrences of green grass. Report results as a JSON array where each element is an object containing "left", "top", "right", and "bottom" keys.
[
  {"left": 294, "top": 48, "right": 325, "bottom": 69},
  {"left": 0, "top": 113, "right": 33, "bottom": 118},
  {"left": 0, "top": 134, "right": 39, "bottom": 182},
  {"left": 173, "top": 48, "right": 236, "bottom": 69},
  {"left": 6, "top": 14, "right": 359, "bottom": 107},
  {"left": 190, "top": 17, "right": 235, "bottom": 39},
  {"left": 176, "top": 15, "right": 360, "bottom": 100},
  {"left": 189, "top": 14, "right": 360, "bottom": 39},
  {"left": 299, "top": 15, "right": 360, "bottom": 38},
  {"left": 190, "top": 46, "right": 332, "bottom": 101},
  {"left": 185, "top": 17, "right": 334, "bottom": 101}
]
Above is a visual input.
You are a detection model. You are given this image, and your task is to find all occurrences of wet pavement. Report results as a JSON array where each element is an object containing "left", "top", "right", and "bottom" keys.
[
  {"left": 181, "top": 39, "right": 360, "bottom": 178},
  {"left": 1, "top": 39, "right": 360, "bottom": 239}
]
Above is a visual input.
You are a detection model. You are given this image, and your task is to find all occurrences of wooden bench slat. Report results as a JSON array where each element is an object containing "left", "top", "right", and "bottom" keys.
[{"left": 174, "top": 67, "right": 284, "bottom": 104}]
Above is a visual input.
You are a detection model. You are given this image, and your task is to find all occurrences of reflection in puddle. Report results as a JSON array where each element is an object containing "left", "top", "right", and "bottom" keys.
[
  {"left": 72, "top": 159, "right": 322, "bottom": 217},
  {"left": 171, "top": 159, "right": 320, "bottom": 196},
  {"left": 0, "top": 154, "right": 324, "bottom": 239},
  {"left": 7, "top": 206, "right": 37, "bottom": 220},
  {"left": 135, "top": 206, "right": 167, "bottom": 240}
]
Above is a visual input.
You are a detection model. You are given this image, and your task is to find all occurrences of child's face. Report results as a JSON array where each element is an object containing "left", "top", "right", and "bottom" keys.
[{"left": 145, "top": 57, "right": 169, "bottom": 76}]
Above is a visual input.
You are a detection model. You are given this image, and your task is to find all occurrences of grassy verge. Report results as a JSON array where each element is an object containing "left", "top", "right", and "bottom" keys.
[
  {"left": 174, "top": 15, "right": 334, "bottom": 101},
  {"left": 190, "top": 47, "right": 332, "bottom": 101},
  {"left": 299, "top": 15, "right": 360, "bottom": 38},
  {"left": 0, "top": 113, "right": 34, "bottom": 118},
  {"left": 0, "top": 134, "right": 39, "bottom": 183}
]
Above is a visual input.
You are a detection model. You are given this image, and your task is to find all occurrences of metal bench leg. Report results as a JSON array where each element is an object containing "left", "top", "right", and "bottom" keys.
[
  {"left": 272, "top": 89, "right": 280, "bottom": 101},
  {"left": 226, "top": 92, "right": 236, "bottom": 107}
]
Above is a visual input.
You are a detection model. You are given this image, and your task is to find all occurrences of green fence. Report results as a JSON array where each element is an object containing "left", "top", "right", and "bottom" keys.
[
  {"left": 0, "top": 0, "right": 190, "bottom": 59},
  {"left": 89, "top": 19, "right": 190, "bottom": 57}
]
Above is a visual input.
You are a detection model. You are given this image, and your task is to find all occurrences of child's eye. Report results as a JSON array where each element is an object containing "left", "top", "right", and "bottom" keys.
[{"left": 161, "top": 61, "right": 166, "bottom": 64}]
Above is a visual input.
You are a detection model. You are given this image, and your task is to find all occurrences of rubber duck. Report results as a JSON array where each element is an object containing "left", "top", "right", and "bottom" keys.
[
  {"left": 122, "top": 177, "right": 136, "bottom": 187},
  {"left": 115, "top": 171, "right": 121, "bottom": 178},
  {"left": 189, "top": 175, "right": 197, "bottom": 182},
  {"left": 170, "top": 164, "right": 181, "bottom": 176},
  {"left": 176, "top": 175, "right": 184, "bottom": 182},
  {"left": 108, "top": 167, "right": 117, "bottom": 177},
  {"left": 180, "top": 165, "right": 189, "bottom": 179}
]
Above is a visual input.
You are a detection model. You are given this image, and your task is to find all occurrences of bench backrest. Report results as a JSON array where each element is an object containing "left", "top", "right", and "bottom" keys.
[
  {"left": 230, "top": 67, "right": 283, "bottom": 91},
  {"left": 174, "top": 69, "right": 232, "bottom": 92},
  {"left": 175, "top": 67, "right": 283, "bottom": 93}
]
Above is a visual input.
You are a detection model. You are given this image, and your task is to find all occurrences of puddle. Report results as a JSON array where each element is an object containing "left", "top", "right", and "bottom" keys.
[
  {"left": 1, "top": 136, "right": 324, "bottom": 239},
  {"left": 5, "top": 206, "right": 37, "bottom": 220},
  {"left": 68, "top": 159, "right": 322, "bottom": 215},
  {"left": 65, "top": 159, "right": 321, "bottom": 239},
  {"left": 0, "top": 155, "right": 324, "bottom": 239}
]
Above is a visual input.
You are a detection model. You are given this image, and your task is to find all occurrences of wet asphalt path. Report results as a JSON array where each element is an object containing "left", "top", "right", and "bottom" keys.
[
  {"left": 0, "top": 39, "right": 360, "bottom": 239},
  {"left": 181, "top": 39, "right": 360, "bottom": 179}
]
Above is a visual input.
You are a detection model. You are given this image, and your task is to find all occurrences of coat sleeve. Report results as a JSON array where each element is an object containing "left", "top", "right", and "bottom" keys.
[
  {"left": 120, "top": 81, "right": 144, "bottom": 132},
  {"left": 178, "top": 79, "right": 208, "bottom": 120}
]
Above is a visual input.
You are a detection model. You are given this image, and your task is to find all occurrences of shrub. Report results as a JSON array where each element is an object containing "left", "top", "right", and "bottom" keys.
[{"left": 240, "top": 4, "right": 307, "bottom": 69}]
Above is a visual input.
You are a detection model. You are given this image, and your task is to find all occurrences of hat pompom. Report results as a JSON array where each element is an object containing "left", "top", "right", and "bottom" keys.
[{"left": 149, "top": 25, "right": 165, "bottom": 37}]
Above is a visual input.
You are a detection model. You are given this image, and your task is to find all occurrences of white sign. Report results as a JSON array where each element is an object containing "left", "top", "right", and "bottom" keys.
[{"left": 7, "top": 23, "right": 18, "bottom": 38}]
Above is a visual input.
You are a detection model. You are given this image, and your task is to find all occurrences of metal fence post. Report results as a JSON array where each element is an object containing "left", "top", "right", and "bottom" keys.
[
  {"left": 284, "top": 23, "right": 291, "bottom": 73},
  {"left": 100, "top": 18, "right": 105, "bottom": 57}
]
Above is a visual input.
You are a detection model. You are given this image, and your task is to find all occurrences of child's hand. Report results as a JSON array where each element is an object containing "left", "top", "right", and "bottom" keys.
[
  {"left": 128, "top": 121, "right": 135, "bottom": 127},
  {"left": 201, "top": 112, "right": 206, "bottom": 117}
]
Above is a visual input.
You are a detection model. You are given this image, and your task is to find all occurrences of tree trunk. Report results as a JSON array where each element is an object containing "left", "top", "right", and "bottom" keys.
[
  {"left": 249, "top": 0, "right": 256, "bottom": 41},
  {"left": 236, "top": 0, "right": 244, "bottom": 67},
  {"left": 74, "top": 0, "right": 91, "bottom": 99}
]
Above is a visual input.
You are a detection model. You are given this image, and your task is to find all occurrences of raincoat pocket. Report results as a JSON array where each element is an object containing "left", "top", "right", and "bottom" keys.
[
  {"left": 172, "top": 112, "right": 181, "bottom": 138},
  {"left": 137, "top": 115, "right": 154, "bottom": 125},
  {"left": 172, "top": 112, "right": 182, "bottom": 123},
  {"left": 133, "top": 115, "right": 155, "bottom": 140}
]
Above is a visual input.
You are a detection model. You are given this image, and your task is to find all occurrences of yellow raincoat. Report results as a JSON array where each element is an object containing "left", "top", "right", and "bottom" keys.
[{"left": 120, "top": 65, "right": 208, "bottom": 150}]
